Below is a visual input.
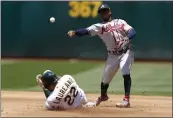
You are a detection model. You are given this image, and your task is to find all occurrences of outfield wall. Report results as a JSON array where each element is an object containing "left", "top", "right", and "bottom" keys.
[{"left": 2, "top": 1, "right": 172, "bottom": 60}]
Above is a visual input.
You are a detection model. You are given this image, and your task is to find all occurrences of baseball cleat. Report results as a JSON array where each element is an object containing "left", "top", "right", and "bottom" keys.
[
  {"left": 116, "top": 98, "right": 130, "bottom": 108},
  {"left": 83, "top": 102, "right": 96, "bottom": 108},
  {"left": 96, "top": 94, "right": 109, "bottom": 106}
]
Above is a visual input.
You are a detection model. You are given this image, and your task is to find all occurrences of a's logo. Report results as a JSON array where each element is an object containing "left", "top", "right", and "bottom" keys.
[{"left": 101, "top": 5, "right": 104, "bottom": 8}]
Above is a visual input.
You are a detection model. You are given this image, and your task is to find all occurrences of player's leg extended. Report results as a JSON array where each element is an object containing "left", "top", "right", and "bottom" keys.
[
  {"left": 78, "top": 88, "right": 96, "bottom": 108},
  {"left": 116, "top": 50, "right": 134, "bottom": 108},
  {"left": 96, "top": 55, "right": 120, "bottom": 106}
]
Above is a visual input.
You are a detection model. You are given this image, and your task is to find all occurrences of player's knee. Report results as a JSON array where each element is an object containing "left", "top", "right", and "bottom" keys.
[
  {"left": 103, "top": 67, "right": 117, "bottom": 83},
  {"left": 79, "top": 88, "right": 88, "bottom": 104},
  {"left": 121, "top": 69, "right": 130, "bottom": 75},
  {"left": 102, "top": 79, "right": 110, "bottom": 84},
  {"left": 105, "top": 65, "right": 115, "bottom": 74}
]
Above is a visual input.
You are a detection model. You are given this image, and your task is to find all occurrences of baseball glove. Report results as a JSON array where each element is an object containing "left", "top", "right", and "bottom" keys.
[{"left": 116, "top": 38, "right": 130, "bottom": 53}]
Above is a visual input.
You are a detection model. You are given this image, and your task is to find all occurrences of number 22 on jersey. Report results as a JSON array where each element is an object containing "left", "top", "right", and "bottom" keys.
[{"left": 64, "top": 86, "right": 78, "bottom": 106}]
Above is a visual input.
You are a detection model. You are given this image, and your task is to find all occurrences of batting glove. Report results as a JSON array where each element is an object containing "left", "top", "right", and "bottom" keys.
[{"left": 36, "top": 74, "right": 45, "bottom": 89}]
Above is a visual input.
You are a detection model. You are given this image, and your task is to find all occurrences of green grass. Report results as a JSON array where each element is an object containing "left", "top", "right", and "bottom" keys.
[
  {"left": 1, "top": 60, "right": 172, "bottom": 96},
  {"left": 1, "top": 60, "right": 102, "bottom": 89}
]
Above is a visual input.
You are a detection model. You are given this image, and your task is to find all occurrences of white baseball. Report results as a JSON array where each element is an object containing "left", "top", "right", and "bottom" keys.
[{"left": 50, "top": 17, "right": 55, "bottom": 23}]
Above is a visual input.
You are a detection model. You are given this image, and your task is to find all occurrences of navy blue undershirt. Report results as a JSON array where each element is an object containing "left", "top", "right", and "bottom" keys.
[{"left": 75, "top": 28, "right": 136, "bottom": 39}]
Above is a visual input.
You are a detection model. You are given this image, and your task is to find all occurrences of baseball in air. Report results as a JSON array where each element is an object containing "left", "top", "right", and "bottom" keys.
[{"left": 50, "top": 17, "right": 55, "bottom": 23}]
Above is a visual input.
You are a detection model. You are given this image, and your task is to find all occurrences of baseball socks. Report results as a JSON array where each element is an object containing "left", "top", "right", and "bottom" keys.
[
  {"left": 101, "top": 82, "right": 109, "bottom": 97},
  {"left": 96, "top": 82, "right": 109, "bottom": 106},
  {"left": 123, "top": 74, "right": 131, "bottom": 101}
]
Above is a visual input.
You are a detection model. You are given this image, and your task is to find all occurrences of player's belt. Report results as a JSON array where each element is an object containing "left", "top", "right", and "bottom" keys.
[{"left": 108, "top": 49, "right": 128, "bottom": 55}]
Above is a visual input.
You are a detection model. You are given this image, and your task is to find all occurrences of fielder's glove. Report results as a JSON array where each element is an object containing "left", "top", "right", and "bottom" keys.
[
  {"left": 67, "top": 30, "right": 75, "bottom": 38},
  {"left": 36, "top": 74, "right": 45, "bottom": 89},
  {"left": 116, "top": 39, "right": 129, "bottom": 53}
]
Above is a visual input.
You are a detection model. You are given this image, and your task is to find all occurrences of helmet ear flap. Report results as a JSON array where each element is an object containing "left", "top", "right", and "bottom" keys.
[{"left": 109, "top": 11, "right": 112, "bottom": 17}]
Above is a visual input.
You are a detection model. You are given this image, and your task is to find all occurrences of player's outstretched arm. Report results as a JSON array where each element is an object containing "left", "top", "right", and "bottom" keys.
[
  {"left": 67, "top": 28, "right": 89, "bottom": 38},
  {"left": 43, "top": 89, "right": 52, "bottom": 98},
  {"left": 36, "top": 74, "right": 52, "bottom": 98}
]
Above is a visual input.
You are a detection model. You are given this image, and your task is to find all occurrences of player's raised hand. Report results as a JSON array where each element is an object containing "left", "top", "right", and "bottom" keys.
[
  {"left": 67, "top": 30, "right": 75, "bottom": 38},
  {"left": 36, "top": 74, "right": 45, "bottom": 89}
]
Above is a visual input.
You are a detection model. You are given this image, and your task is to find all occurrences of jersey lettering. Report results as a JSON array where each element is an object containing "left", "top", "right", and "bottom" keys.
[
  {"left": 46, "top": 75, "right": 85, "bottom": 109},
  {"left": 101, "top": 23, "right": 125, "bottom": 34},
  {"left": 52, "top": 77, "right": 74, "bottom": 104},
  {"left": 64, "top": 86, "right": 79, "bottom": 106},
  {"left": 87, "top": 19, "right": 132, "bottom": 50}
]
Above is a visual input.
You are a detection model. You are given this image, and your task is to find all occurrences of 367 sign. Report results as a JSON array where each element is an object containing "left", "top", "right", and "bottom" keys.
[{"left": 68, "top": 1, "right": 102, "bottom": 18}]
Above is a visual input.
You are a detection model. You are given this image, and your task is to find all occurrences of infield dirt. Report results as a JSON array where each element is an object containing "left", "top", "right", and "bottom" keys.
[{"left": 1, "top": 91, "right": 172, "bottom": 117}]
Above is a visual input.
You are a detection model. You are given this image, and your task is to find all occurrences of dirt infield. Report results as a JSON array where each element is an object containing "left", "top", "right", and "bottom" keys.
[{"left": 1, "top": 91, "right": 172, "bottom": 117}]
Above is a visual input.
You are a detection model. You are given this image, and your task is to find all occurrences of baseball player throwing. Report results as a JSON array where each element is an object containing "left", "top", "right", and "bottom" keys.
[
  {"left": 36, "top": 70, "right": 96, "bottom": 110},
  {"left": 67, "top": 4, "right": 136, "bottom": 108}
]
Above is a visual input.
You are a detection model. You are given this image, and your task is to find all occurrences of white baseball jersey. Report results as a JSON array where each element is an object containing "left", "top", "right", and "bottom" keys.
[
  {"left": 45, "top": 75, "right": 87, "bottom": 110},
  {"left": 87, "top": 19, "right": 133, "bottom": 51}
]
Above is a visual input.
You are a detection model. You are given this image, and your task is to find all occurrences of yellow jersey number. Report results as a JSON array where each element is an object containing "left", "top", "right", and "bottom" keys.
[{"left": 69, "top": 1, "right": 102, "bottom": 18}]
